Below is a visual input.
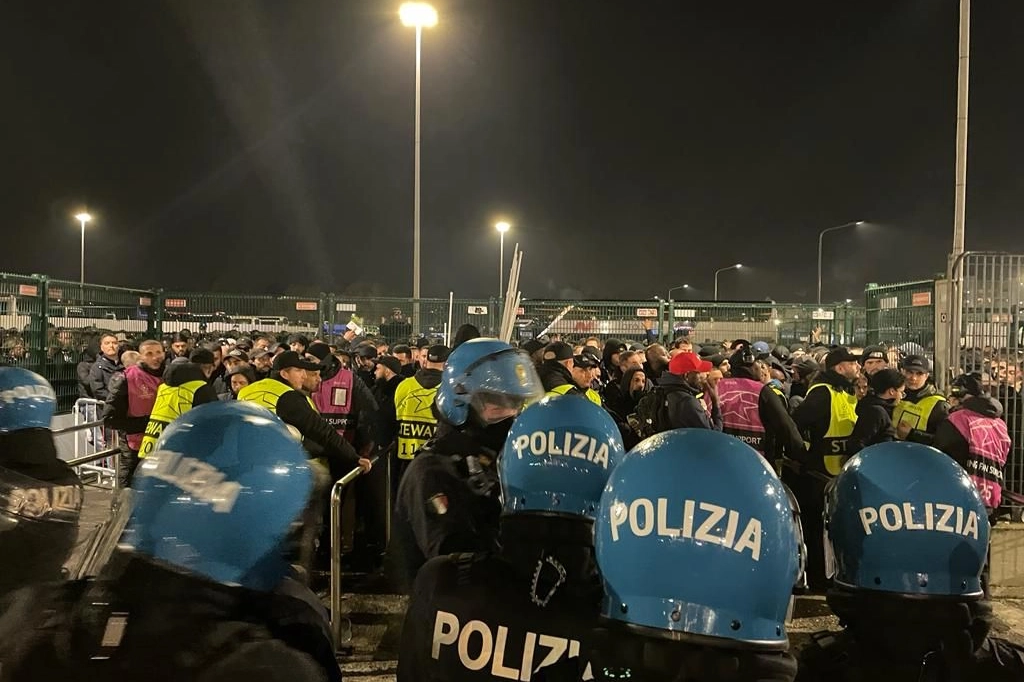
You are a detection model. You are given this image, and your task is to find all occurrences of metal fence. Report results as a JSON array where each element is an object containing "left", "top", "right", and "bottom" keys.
[
  {"left": 865, "top": 280, "right": 937, "bottom": 357},
  {"left": 949, "top": 253, "right": 1024, "bottom": 500}
]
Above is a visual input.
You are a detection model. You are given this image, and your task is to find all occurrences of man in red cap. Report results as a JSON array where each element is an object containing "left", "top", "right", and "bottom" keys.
[{"left": 654, "top": 352, "right": 722, "bottom": 431}]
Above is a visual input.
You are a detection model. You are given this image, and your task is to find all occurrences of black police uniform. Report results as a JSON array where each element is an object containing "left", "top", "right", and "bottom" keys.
[
  {"left": 797, "top": 631, "right": 1024, "bottom": 681},
  {"left": 0, "top": 428, "right": 83, "bottom": 600},
  {"left": 0, "top": 554, "right": 340, "bottom": 682},
  {"left": 389, "top": 421, "right": 504, "bottom": 592},
  {"left": 397, "top": 518, "right": 601, "bottom": 682}
]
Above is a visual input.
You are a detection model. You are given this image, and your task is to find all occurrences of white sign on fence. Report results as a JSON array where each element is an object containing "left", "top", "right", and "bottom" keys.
[
  {"left": 635, "top": 308, "right": 658, "bottom": 317},
  {"left": 673, "top": 308, "right": 696, "bottom": 318},
  {"left": 812, "top": 309, "right": 835, "bottom": 320},
  {"left": 879, "top": 296, "right": 898, "bottom": 310},
  {"left": 468, "top": 306, "right": 488, "bottom": 315},
  {"left": 335, "top": 303, "right": 357, "bottom": 312}
]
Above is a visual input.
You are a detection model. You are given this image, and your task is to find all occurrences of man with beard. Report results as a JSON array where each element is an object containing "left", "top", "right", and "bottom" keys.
[
  {"left": 389, "top": 338, "right": 544, "bottom": 592},
  {"left": 104, "top": 339, "right": 166, "bottom": 485}
]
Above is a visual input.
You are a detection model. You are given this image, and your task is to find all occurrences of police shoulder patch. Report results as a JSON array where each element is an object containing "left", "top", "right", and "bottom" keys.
[{"left": 428, "top": 493, "right": 449, "bottom": 515}]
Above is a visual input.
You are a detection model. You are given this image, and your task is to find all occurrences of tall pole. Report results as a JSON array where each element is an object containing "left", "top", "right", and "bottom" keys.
[
  {"left": 952, "top": 0, "right": 970, "bottom": 259},
  {"left": 816, "top": 230, "right": 825, "bottom": 305},
  {"left": 714, "top": 273, "right": 720, "bottom": 301},
  {"left": 412, "top": 24, "right": 423, "bottom": 334},
  {"left": 80, "top": 217, "right": 86, "bottom": 285},
  {"left": 499, "top": 230, "right": 505, "bottom": 299}
]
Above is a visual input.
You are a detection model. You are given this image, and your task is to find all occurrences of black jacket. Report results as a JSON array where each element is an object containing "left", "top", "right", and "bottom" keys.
[
  {"left": 390, "top": 422, "right": 505, "bottom": 592},
  {"left": 267, "top": 378, "right": 361, "bottom": 473},
  {"left": 657, "top": 373, "right": 722, "bottom": 431},
  {"left": 88, "top": 355, "right": 123, "bottom": 403},
  {"left": 398, "top": 516, "right": 601, "bottom": 682},
  {"left": 76, "top": 348, "right": 97, "bottom": 399},
  {"left": 933, "top": 395, "right": 1004, "bottom": 471},
  {"left": 538, "top": 360, "right": 575, "bottom": 393},
  {"left": 373, "top": 374, "right": 405, "bottom": 451},
  {"left": 320, "top": 357, "right": 379, "bottom": 452},
  {"left": 900, "top": 384, "right": 950, "bottom": 446},
  {"left": 0, "top": 554, "right": 338, "bottom": 682},
  {"left": 848, "top": 393, "right": 897, "bottom": 456}
]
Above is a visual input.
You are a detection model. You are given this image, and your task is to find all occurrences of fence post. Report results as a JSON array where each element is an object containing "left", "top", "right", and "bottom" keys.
[
  {"left": 154, "top": 289, "right": 165, "bottom": 338},
  {"left": 35, "top": 274, "right": 49, "bottom": 376}
]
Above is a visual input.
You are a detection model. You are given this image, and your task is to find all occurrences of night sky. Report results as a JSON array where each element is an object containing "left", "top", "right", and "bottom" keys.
[{"left": 3, "top": 1, "right": 1023, "bottom": 303}]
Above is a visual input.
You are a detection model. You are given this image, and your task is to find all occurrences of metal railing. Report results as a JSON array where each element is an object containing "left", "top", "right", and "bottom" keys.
[{"left": 329, "top": 454, "right": 383, "bottom": 652}]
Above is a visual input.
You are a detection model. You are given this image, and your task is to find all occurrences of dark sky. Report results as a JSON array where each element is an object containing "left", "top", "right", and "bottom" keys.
[{"left": 2, "top": 1, "right": 1023, "bottom": 303}]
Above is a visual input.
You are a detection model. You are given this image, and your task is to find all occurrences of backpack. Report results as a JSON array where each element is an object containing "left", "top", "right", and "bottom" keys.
[{"left": 630, "top": 387, "right": 671, "bottom": 439}]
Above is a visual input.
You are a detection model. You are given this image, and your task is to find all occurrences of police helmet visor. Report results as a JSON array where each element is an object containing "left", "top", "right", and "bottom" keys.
[
  {"left": 0, "top": 466, "right": 83, "bottom": 594},
  {"left": 460, "top": 349, "right": 544, "bottom": 423}
]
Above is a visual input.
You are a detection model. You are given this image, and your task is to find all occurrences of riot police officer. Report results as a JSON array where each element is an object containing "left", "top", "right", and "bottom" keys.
[
  {"left": 0, "top": 401, "right": 339, "bottom": 682},
  {"left": 0, "top": 367, "right": 83, "bottom": 600},
  {"left": 390, "top": 338, "right": 544, "bottom": 591},
  {"left": 589, "top": 429, "right": 803, "bottom": 681},
  {"left": 397, "top": 395, "right": 626, "bottom": 681},
  {"left": 798, "top": 441, "right": 1024, "bottom": 681}
]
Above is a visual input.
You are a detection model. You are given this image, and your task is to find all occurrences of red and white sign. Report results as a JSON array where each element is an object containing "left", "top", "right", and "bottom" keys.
[
  {"left": 295, "top": 301, "right": 318, "bottom": 311},
  {"left": 48, "top": 288, "right": 63, "bottom": 299},
  {"left": 18, "top": 284, "right": 38, "bottom": 297},
  {"left": 139, "top": 297, "right": 152, "bottom": 306},
  {"left": 911, "top": 291, "right": 932, "bottom": 307},
  {"left": 635, "top": 308, "right": 658, "bottom": 317},
  {"left": 516, "top": 307, "right": 525, "bottom": 316},
  {"left": 165, "top": 298, "right": 187, "bottom": 308}
]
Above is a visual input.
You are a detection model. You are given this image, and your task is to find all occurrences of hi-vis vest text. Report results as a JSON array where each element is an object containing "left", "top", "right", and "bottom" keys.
[
  {"left": 547, "top": 383, "right": 602, "bottom": 407},
  {"left": 138, "top": 380, "right": 206, "bottom": 458},
  {"left": 893, "top": 393, "right": 946, "bottom": 437},
  {"left": 394, "top": 376, "right": 439, "bottom": 460},
  {"left": 238, "top": 378, "right": 317, "bottom": 441},
  {"left": 805, "top": 383, "right": 857, "bottom": 475}
]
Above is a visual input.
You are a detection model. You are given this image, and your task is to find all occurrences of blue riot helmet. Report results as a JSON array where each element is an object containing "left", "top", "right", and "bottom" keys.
[
  {"left": 435, "top": 338, "right": 544, "bottom": 427},
  {"left": 596, "top": 429, "right": 800, "bottom": 646},
  {"left": 0, "top": 367, "right": 57, "bottom": 434},
  {"left": 119, "top": 400, "right": 316, "bottom": 592},
  {"left": 500, "top": 395, "right": 625, "bottom": 518},
  {"left": 0, "top": 368, "right": 82, "bottom": 598},
  {"left": 825, "top": 441, "right": 989, "bottom": 597}
]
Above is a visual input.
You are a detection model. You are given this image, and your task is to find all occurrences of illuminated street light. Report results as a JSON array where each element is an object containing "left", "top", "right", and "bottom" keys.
[
  {"left": 714, "top": 263, "right": 742, "bottom": 301},
  {"left": 400, "top": 2, "right": 437, "bottom": 332},
  {"left": 817, "top": 220, "right": 865, "bottom": 304},
  {"left": 74, "top": 212, "right": 92, "bottom": 285},
  {"left": 667, "top": 283, "right": 689, "bottom": 300},
  {"left": 495, "top": 221, "right": 511, "bottom": 297}
]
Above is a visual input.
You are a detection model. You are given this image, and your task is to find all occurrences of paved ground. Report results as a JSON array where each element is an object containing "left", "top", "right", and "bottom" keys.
[{"left": 69, "top": 486, "right": 1023, "bottom": 681}]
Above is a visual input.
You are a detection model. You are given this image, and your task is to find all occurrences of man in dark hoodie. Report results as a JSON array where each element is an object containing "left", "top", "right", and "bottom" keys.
[
  {"left": 0, "top": 368, "right": 82, "bottom": 601},
  {"left": 656, "top": 352, "right": 722, "bottom": 431},
  {"left": 600, "top": 338, "right": 627, "bottom": 388},
  {"left": 789, "top": 346, "right": 861, "bottom": 591},
  {"left": 848, "top": 367, "right": 905, "bottom": 456}
]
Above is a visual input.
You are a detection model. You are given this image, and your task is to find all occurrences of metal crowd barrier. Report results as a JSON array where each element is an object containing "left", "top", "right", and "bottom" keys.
[
  {"left": 329, "top": 454, "right": 388, "bottom": 653},
  {"left": 67, "top": 398, "right": 117, "bottom": 487}
]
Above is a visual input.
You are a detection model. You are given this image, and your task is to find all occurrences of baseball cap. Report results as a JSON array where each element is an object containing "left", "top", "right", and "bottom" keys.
[
  {"left": 377, "top": 356, "right": 403, "bottom": 376},
  {"left": 273, "top": 350, "right": 321, "bottom": 372},
  {"left": 668, "top": 352, "right": 713, "bottom": 375},
  {"left": 250, "top": 348, "right": 271, "bottom": 360},
  {"left": 573, "top": 350, "right": 601, "bottom": 369},
  {"left": 225, "top": 349, "right": 249, "bottom": 362},
  {"left": 356, "top": 344, "right": 378, "bottom": 359},
  {"left": 901, "top": 354, "right": 932, "bottom": 374},
  {"left": 189, "top": 348, "right": 216, "bottom": 365},
  {"left": 825, "top": 347, "right": 859, "bottom": 370},
  {"left": 543, "top": 342, "right": 574, "bottom": 362},
  {"left": 751, "top": 341, "right": 771, "bottom": 357},
  {"left": 860, "top": 345, "right": 888, "bottom": 365},
  {"left": 522, "top": 339, "right": 545, "bottom": 355},
  {"left": 427, "top": 344, "right": 450, "bottom": 363}
]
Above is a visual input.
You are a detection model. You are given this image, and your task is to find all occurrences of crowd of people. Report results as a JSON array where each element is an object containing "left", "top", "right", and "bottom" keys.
[{"left": 0, "top": 318, "right": 1023, "bottom": 680}]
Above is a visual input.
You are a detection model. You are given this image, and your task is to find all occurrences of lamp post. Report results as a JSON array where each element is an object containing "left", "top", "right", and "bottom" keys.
[
  {"left": 713, "top": 264, "right": 742, "bottom": 301},
  {"left": 495, "top": 221, "right": 510, "bottom": 298},
  {"left": 667, "top": 283, "right": 689, "bottom": 301},
  {"left": 74, "top": 212, "right": 92, "bottom": 285},
  {"left": 817, "top": 221, "right": 865, "bottom": 304},
  {"left": 399, "top": 2, "right": 437, "bottom": 333}
]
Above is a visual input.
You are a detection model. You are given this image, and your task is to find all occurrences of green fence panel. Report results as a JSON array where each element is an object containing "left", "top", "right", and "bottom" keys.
[
  {"left": 865, "top": 280, "right": 936, "bottom": 356},
  {"left": 0, "top": 272, "right": 46, "bottom": 376},
  {"left": 158, "top": 291, "right": 325, "bottom": 342}
]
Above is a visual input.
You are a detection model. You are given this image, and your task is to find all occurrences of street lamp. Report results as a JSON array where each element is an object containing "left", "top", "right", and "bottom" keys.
[
  {"left": 74, "top": 212, "right": 92, "bottom": 285},
  {"left": 817, "top": 220, "right": 865, "bottom": 304},
  {"left": 713, "top": 264, "right": 742, "bottom": 301},
  {"left": 400, "top": 2, "right": 437, "bottom": 332},
  {"left": 667, "top": 283, "right": 689, "bottom": 300},
  {"left": 495, "top": 221, "right": 510, "bottom": 298}
]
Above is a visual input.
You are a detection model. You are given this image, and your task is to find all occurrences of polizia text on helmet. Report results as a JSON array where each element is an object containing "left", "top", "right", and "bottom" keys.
[
  {"left": 510, "top": 430, "right": 611, "bottom": 469},
  {"left": 609, "top": 498, "right": 763, "bottom": 561},
  {"left": 858, "top": 502, "right": 980, "bottom": 539}
]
